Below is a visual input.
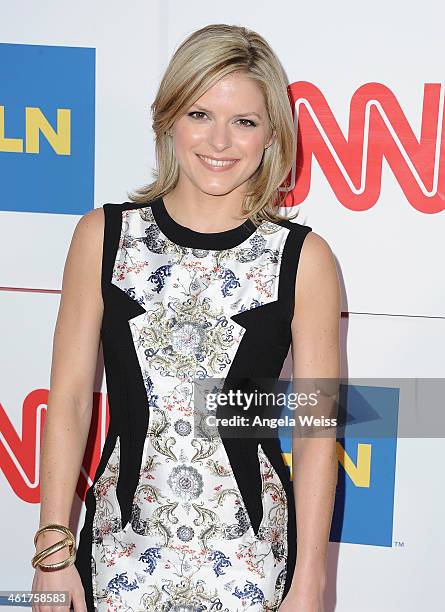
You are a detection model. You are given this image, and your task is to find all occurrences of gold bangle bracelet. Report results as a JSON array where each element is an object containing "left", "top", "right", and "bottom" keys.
[
  {"left": 34, "top": 524, "right": 75, "bottom": 547},
  {"left": 32, "top": 524, "right": 77, "bottom": 571},
  {"left": 31, "top": 536, "right": 75, "bottom": 568},
  {"left": 32, "top": 548, "right": 76, "bottom": 571}
]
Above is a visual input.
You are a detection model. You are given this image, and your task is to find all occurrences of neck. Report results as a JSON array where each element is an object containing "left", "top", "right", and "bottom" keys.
[{"left": 163, "top": 184, "right": 248, "bottom": 233}]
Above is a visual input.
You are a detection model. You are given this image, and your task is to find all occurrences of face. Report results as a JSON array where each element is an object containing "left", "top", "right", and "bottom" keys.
[{"left": 170, "top": 72, "right": 274, "bottom": 198}]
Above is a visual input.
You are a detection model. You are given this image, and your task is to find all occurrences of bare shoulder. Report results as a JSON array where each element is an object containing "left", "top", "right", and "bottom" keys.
[
  {"left": 62, "top": 207, "right": 105, "bottom": 296},
  {"left": 299, "top": 230, "right": 336, "bottom": 273},
  {"left": 294, "top": 230, "right": 340, "bottom": 312},
  {"left": 73, "top": 206, "right": 104, "bottom": 243},
  {"left": 67, "top": 207, "right": 105, "bottom": 262}
]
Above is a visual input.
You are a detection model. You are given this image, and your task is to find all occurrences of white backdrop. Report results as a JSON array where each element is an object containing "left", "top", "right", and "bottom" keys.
[{"left": 0, "top": 1, "right": 444, "bottom": 610}]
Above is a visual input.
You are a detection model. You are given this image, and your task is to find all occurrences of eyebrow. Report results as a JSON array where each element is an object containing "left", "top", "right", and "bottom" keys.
[{"left": 191, "top": 106, "right": 263, "bottom": 120}]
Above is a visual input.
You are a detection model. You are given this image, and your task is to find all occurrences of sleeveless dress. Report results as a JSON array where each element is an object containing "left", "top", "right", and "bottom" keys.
[{"left": 74, "top": 197, "right": 312, "bottom": 612}]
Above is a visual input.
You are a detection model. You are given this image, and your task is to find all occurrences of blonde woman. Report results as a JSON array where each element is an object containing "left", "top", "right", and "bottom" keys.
[{"left": 32, "top": 23, "right": 340, "bottom": 612}]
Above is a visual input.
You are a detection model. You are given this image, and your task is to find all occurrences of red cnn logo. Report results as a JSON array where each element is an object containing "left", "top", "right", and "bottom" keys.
[
  {"left": 284, "top": 82, "right": 445, "bottom": 213},
  {"left": 0, "top": 390, "right": 108, "bottom": 503}
]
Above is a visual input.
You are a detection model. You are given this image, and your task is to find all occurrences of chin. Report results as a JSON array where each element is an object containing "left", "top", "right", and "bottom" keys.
[{"left": 194, "top": 184, "right": 242, "bottom": 197}]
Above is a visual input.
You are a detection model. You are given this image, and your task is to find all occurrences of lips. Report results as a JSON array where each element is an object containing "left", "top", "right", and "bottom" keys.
[{"left": 197, "top": 154, "right": 239, "bottom": 168}]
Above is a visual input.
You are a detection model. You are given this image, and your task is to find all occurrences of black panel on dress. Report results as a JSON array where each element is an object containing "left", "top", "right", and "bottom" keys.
[{"left": 100, "top": 204, "right": 151, "bottom": 532}]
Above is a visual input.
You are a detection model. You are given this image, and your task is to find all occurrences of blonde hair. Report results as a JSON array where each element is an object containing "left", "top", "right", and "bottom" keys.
[{"left": 128, "top": 23, "right": 299, "bottom": 226}]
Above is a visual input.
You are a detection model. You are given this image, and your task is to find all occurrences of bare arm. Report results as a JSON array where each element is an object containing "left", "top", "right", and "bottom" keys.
[
  {"left": 284, "top": 232, "right": 341, "bottom": 609},
  {"left": 32, "top": 208, "right": 104, "bottom": 607}
]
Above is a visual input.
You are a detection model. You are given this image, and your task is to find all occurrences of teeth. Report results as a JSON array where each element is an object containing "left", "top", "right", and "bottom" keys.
[{"left": 199, "top": 155, "right": 237, "bottom": 167}]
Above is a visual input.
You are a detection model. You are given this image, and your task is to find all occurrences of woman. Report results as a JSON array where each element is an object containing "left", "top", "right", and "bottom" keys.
[{"left": 32, "top": 23, "right": 340, "bottom": 612}]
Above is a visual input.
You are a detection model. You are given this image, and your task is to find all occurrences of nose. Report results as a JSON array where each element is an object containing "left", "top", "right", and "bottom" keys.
[{"left": 207, "top": 120, "right": 232, "bottom": 151}]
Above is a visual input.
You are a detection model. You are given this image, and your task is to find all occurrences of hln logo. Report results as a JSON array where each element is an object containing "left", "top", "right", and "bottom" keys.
[
  {"left": 0, "top": 42, "right": 95, "bottom": 215},
  {"left": 279, "top": 383, "right": 399, "bottom": 547},
  {"left": 0, "top": 106, "right": 71, "bottom": 154}
]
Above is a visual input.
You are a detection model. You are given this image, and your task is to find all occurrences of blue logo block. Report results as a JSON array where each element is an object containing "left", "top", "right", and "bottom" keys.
[
  {"left": 279, "top": 383, "right": 399, "bottom": 547},
  {"left": 0, "top": 43, "right": 95, "bottom": 214}
]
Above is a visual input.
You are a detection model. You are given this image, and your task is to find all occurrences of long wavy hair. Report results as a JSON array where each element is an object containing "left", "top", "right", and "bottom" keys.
[{"left": 127, "top": 23, "right": 299, "bottom": 226}]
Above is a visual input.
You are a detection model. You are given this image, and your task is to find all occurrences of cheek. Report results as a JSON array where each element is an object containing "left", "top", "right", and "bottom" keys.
[
  {"left": 173, "top": 122, "right": 204, "bottom": 154},
  {"left": 173, "top": 131, "right": 190, "bottom": 158},
  {"left": 237, "top": 132, "right": 267, "bottom": 159}
]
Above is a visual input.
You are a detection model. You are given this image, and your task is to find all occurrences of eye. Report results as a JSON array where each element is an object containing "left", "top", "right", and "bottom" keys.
[
  {"left": 236, "top": 119, "right": 257, "bottom": 127},
  {"left": 188, "top": 111, "right": 207, "bottom": 120}
]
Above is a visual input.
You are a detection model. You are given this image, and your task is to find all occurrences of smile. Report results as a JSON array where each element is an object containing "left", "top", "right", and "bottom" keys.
[{"left": 197, "top": 154, "right": 239, "bottom": 169}]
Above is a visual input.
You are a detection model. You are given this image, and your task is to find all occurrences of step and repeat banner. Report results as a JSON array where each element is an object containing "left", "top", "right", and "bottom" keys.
[{"left": 1, "top": 1, "right": 444, "bottom": 610}]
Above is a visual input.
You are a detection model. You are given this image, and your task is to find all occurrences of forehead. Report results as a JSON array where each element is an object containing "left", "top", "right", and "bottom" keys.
[{"left": 193, "top": 73, "right": 266, "bottom": 110}]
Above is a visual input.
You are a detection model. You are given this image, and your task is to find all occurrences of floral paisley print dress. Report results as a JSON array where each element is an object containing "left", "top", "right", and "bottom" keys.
[{"left": 75, "top": 197, "right": 312, "bottom": 612}]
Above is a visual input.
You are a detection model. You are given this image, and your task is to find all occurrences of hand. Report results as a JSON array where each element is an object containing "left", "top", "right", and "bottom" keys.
[{"left": 31, "top": 531, "right": 87, "bottom": 612}]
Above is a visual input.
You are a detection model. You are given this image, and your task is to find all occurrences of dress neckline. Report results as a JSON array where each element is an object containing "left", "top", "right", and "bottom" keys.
[{"left": 150, "top": 196, "right": 258, "bottom": 250}]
